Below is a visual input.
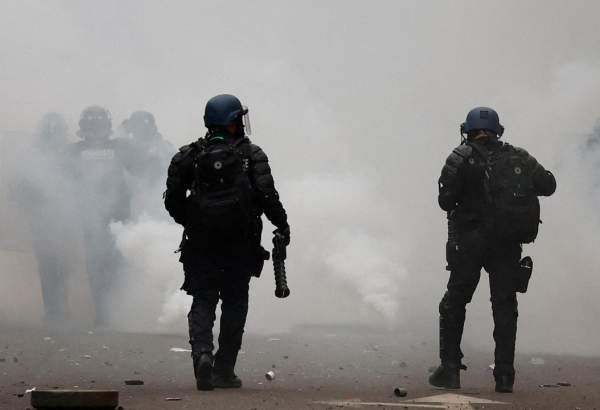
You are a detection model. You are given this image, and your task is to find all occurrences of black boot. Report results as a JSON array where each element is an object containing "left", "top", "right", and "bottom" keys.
[
  {"left": 429, "top": 362, "right": 462, "bottom": 389},
  {"left": 193, "top": 352, "right": 214, "bottom": 391},
  {"left": 212, "top": 372, "right": 242, "bottom": 388},
  {"left": 494, "top": 369, "right": 514, "bottom": 393},
  {"left": 213, "top": 348, "right": 242, "bottom": 388}
]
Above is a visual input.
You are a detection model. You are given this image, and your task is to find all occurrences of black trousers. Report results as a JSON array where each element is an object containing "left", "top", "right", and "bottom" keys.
[
  {"left": 439, "top": 228, "right": 520, "bottom": 377},
  {"left": 82, "top": 222, "right": 121, "bottom": 325},
  {"left": 32, "top": 237, "right": 68, "bottom": 321},
  {"left": 185, "top": 257, "right": 251, "bottom": 376}
]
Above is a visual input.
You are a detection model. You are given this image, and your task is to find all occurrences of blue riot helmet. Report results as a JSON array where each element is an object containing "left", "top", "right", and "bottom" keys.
[
  {"left": 77, "top": 105, "right": 112, "bottom": 140},
  {"left": 204, "top": 94, "right": 251, "bottom": 135},
  {"left": 460, "top": 107, "right": 504, "bottom": 138}
]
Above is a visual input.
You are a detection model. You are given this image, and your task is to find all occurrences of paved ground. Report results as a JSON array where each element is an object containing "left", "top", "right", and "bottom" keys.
[{"left": 1, "top": 325, "right": 599, "bottom": 409}]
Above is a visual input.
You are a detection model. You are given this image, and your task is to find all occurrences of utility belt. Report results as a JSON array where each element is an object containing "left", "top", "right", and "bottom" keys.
[{"left": 445, "top": 214, "right": 533, "bottom": 293}]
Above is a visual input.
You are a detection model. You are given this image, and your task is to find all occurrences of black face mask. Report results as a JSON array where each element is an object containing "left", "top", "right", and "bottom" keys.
[
  {"left": 209, "top": 122, "right": 245, "bottom": 140},
  {"left": 467, "top": 130, "right": 498, "bottom": 142}
]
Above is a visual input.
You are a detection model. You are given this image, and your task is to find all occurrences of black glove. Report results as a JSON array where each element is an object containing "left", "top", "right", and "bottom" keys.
[{"left": 274, "top": 225, "right": 290, "bottom": 246}]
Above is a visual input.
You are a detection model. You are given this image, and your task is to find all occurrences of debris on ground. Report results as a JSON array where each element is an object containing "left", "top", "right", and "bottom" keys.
[
  {"left": 489, "top": 363, "right": 495, "bottom": 370},
  {"left": 30, "top": 389, "right": 119, "bottom": 409},
  {"left": 169, "top": 347, "right": 192, "bottom": 353},
  {"left": 539, "top": 382, "right": 572, "bottom": 388},
  {"left": 265, "top": 371, "right": 276, "bottom": 381},
  {"left": 124, "top": 380, "right": 144, "bottom": 385},
  {"left": 393, "top": 387, "right": 408, "bottom": 397},
  {"left": 165, "top": 397, "right": 182, "bottom": 401},
  {"left": 531, "top": 357, "right": 545, "bottom": 365}
]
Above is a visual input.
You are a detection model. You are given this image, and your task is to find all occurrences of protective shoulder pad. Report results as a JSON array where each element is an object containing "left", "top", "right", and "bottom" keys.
[
  {"left": 178, "top": 143, "right": 194, "bottom": 153},
  {"left": 452, "top": 144, "right": 473, "bottom": 158},
  {"left": 511, "top": 145, "right": 530, "bottom": 158},
  {"left": 249, "top": 143, "right": 268, "bottom": 162},
  {"left": 443, "top": 144, "right": 471, "bottom": 176}
]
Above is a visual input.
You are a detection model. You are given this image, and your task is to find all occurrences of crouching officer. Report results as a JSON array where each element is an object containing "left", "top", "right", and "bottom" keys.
[
  {"left": 429, "top": 107, "right": 556, "bottom": 393},
  {"left": 164, "top": 94, "right": 290, "bottom": 390}
]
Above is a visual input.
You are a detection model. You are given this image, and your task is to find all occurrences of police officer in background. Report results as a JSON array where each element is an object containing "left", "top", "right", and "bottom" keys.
[
  {"left": 121, "top": 110, "right": 175, "bottom": 218},
  {"left": 12, "top": 113, "right": 71, "bottom": 323},
  {"left": 430, "top": 107, "right": 556, "bottom": 393},
  {"left": 164, "top": 94, "right": 290, "bottom": 390},
  {"left": 121, "top": 110, "right": 174, "bottom": 185},
  {"left": 68, "top": 105, "right": 131, "bottom": 327}
]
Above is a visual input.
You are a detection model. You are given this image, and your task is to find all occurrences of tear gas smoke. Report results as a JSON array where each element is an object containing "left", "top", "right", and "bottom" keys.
[{"left": 1, "top": 1, "right": 600, "bottom": 356}]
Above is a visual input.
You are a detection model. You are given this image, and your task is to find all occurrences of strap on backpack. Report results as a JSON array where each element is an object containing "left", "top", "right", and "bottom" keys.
[{"left": 468, "top": 141, "right": 494, "bottom": 205}]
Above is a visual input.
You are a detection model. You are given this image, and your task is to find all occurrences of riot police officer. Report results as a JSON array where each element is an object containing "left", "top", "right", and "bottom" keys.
[
  {"left": 68, "top": 105, "right": 131, "bottom": 326},
  {"left": 121, "top": 110, "right": 174, "bottom": 185},
  {"left": 14, "top": 113, "right": 71, "bottom": 323},
  {"left": 164, "top": 94, "right": 290, "bottom": 390},
  {"left": 430, "top": 107, "right": 556, "bottom": 393}
]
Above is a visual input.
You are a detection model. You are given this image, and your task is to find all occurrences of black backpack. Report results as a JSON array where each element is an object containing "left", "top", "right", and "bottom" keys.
[
  {"left": 187, "top": 137, "right": 256, "bottom": 242},
  {"left": 470, "top": 142, "right": 540, "bottom": 244}
]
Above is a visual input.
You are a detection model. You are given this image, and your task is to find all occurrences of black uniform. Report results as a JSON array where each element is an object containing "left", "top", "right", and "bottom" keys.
[
  {"left": 436, "top": 137, "right": 556, "bottom": 382},
  {"left": 67, "top": 137, "right": 131, "bottom": 325},
  {"left": 11, "top": 114, "right": 71, "bottom": 322},
  {"left": 164, "top": 135, "right": 288, "bottom": 378}
]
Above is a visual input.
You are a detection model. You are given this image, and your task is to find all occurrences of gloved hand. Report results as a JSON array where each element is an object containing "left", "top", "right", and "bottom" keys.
[{"left": 273, "top": 225, "right": 290, "bottom": 246}]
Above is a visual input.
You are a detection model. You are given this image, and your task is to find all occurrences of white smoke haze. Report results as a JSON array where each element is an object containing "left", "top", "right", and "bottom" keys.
[
  {"left": 108, "top": 216, "right": 188, "bottom": 332},
  {"left": 1, "top": 0, "right": 600, "bottom": 356}
]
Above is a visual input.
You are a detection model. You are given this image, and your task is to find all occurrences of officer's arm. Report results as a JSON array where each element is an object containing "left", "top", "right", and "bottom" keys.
[
  {"left": 249, "top": 144, "right": 289, "bottom": 230},
  {"left": 164, "top": 145, "right": 195, "bottom": 225},
  {"left": 438, "top": 146, "right": 469, "bottom": 211},
  {"left": 522, "top": 151, "right": 556, "bottom": 197}
]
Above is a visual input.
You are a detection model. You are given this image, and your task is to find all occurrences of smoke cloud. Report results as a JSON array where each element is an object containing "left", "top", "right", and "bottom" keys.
[{"left": 1, "top": 0, "right": 600, "bottom": 356}]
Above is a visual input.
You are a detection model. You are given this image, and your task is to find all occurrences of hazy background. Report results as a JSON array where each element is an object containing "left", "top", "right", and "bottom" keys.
[{"left": 1, "top": 0, "right": 600, "bottom": 356}]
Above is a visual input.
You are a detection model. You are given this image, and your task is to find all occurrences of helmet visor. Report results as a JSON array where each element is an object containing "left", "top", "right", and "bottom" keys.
[{"left": 242, "top": 105, "right": 251, "bottom": 135}]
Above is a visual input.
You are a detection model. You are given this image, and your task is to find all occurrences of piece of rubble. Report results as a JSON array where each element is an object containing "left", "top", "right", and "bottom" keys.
[
  {"left": 531, "top": 357, "right": 545, "bottom": 365},
  {"left": 557, "top": 382, "right": 572, "bottom": 387},
  {"left": 539, "top": 384, "right": 559, "bottom": 388},
  {"left": 169, "top": 347, "right": 192, "bottom": 353},
  {"left": 165, "top": 397, "right": 182, "bottom": 401},
  {"left": 31, "top": 390, "right": 119, "bottom": 409},
  {"left": 394, "top": 387, "right": 408, "bottom": 397},
  {"left": 265, "top": 371, "right": 276, "bottom": 381},
  {"left": 124, "top": 380, "right": 144, "bottom": 386}
]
